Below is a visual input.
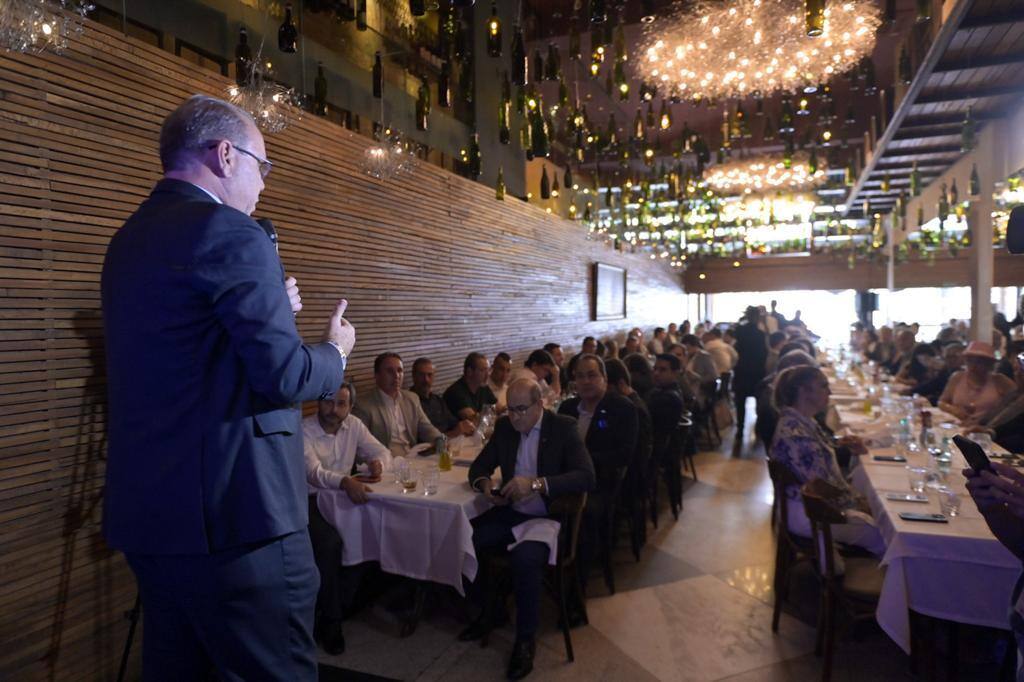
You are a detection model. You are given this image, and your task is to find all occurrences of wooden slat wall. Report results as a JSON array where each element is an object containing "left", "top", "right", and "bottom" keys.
[{"left": 0, "top": 18, "right": 685, "bottom": 681}]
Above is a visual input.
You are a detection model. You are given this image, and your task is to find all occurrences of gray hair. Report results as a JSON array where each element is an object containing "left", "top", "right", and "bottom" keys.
[
  {"left": 507, "top": 377, "right": 543, "bottom": 404},
  {"left": 159, "top": 95, "right": 256, "bottom": 172}
]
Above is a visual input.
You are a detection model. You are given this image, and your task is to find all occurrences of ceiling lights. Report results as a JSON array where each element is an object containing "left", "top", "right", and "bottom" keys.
[
  {"left": 703, "top": 152, "right": 828, "bottom": 193},
  {"left": 0, "top": 0, "right": 92, "bottom": 54},
  {"left": 637, "top": 0, "right": 881, "bottom": 101}
]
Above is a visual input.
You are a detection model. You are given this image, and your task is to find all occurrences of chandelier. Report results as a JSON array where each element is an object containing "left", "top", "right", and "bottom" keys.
[
  {"left": 359, "top": 128, "right": 418, "bottom": 181},
  {"left": 638, "top": 0, "right": 881, "bottom": 101},
  {"left": 703, "top": 152, "right": 827, "bottom": 193},
  {"left": 227, "top": 59, "right": 301, "bottom": 134},
  {"left": 0, "top": 0, "right": 92, "bottom": 54}
]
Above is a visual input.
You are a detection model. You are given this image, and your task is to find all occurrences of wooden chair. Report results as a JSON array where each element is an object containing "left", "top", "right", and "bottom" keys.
[
  {"left": 480, "top": 492, "right": 589, "bottom": 663},
  {"left": 766, "top": 459, "right": 814, "bottom": 633},
  {"left": 599, "top": 467, "right": 629, "bottom": 595},
  {"left": 800, "top": 480, "right": 885, "bottom": 682}
]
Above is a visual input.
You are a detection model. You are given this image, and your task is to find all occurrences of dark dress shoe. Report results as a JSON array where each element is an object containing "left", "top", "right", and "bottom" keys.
[
  {"left": 458, "top": 616, "right": 492, "bottom": 642},
  {"left": 319, "top": 619, "right": 346, "bottom": 656},
  {"left": 506, "top": 638, "right": 535, "bottom": 680}
]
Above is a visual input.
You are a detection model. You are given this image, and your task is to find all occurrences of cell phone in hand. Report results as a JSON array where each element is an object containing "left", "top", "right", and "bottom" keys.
[
  {"left": 873, "top": 455, "right": 907, "bottom": 463},
  {"left": 953, "top": 434, "right": 992, "bottom": 473},
  {"left": 885, "top": 492, "right": 928, "bottom": 503},
  {"left": 898, "top": 512, "right": 948, "bottom": 523}
]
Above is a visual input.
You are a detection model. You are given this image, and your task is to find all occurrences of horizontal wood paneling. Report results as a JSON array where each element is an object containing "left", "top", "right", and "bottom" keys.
[{"left": 0, "top": 17, "right": 686, "bottom": 682}]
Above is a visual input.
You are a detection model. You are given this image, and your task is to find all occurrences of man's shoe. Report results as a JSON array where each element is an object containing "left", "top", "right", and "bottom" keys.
[
  {"left": 319, "top": 619, "right": 346, "bottom": 656},
  {"left": 506, "top": 638, "right": 535, "bottom": 680}
]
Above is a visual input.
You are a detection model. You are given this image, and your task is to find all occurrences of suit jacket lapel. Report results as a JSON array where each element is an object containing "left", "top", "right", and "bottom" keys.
[{"left": 400, "top": 393, "right": 417, "bottom": 443}]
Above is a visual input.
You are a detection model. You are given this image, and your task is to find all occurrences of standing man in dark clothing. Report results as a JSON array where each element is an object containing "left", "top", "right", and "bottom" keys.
[
  {"left": 101, "top": 95, "right": 355, "bottom": 680},
  {"left": 732, "top": 306, "right": 769, "bottom": 453}
]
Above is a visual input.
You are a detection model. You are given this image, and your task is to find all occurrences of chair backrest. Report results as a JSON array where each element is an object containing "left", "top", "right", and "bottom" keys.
[
  {"left": 549, "top": 492, "right": 588, "bottom": 567},
  {"left": 767, "top": 458, "right": 799, "bottom": 533},
  {"left": 800, "top": 479, "right": 846, "bottom": 581}
]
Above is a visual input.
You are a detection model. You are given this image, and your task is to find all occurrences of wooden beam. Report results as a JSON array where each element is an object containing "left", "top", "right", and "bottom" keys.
[
  {"left": 958, "top": 9, "right": 1024, "bottom": 30},
  {"left": 915, "top": 82, "right": 1024, "bottom": 105},
  {"left": 881, "top": 144, "right": 961, "bottom": 157},
  {"left": 933, "top": 51, "right": 1024, "bottom": 74}
]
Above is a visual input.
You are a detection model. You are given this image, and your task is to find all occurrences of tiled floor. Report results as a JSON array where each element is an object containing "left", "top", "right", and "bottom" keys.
[{"left": 319, "top": 424, "right": 1006, "bottom": 681}]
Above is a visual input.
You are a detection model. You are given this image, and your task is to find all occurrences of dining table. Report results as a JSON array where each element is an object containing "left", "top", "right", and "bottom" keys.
[{"left": 827, "top": 367, "right": 1021, "bottom": 654}]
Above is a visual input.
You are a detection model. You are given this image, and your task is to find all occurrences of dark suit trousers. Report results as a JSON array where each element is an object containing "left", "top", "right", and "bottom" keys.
[
  {"left": 470, "top": 505, "right": 549, "bottom": 641},
  {"left": 125, "top": 531, "right": 318, "bottom": 682},
  {"left": 307, "top": 495, "right": 365, "bottom": 622}
]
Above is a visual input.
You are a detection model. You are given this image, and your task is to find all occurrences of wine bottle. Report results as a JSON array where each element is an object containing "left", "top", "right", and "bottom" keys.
[
  {"left": 438, "top": 61, "right": 451, "bottom": 108},
  {"left": 590, "top": 0, "right": 606, "bottom": 24},
  {"left": 961, "top": 106, "right": 976, "bottom": 152},
  {"left": 660, "top": 101, "right": 671, "bottom": 130},
  {"left": 495, "top": 166, "right": 505, "bottom": 200},
  {"left": 530, "top": 108, "right": 549, "bottom": 158},
  {"left": 949, "top": 179, "right": 959, "bottom": 207},
  {"left": 410, "top": 0, "right": 425, "bottom": 17},
  {"left": 779, "top": 96, "right": 795, "bottom": 134},
  {"left": 546, "top": 43, "right": 561, "bottom": 81},
  {"left": 235, "top": 27, "right": 252, "bottom": 86},
  {"left": 540, "top": 166, "right": 551, "bottom": 199},
  {"left": 564, "top": 165, "right": 573, "bottom": 188},
  {"left": 646, "top": 101, "right": 655, "bottom": 128},
  {"left": 632, "top": 108, "right": 644, "bottom": 141},
  {"left": 910, "top": 161, "right": 921, "bottom": 196},
  {"left": 533, "top": 50, "right": 544, "bottom": 84},
  {"left": 486, "top": 1, "right": 501, "bottom": 58},
  {"left": 372, "top": 52, "right": 383, "bottom": 98},
  {"left": 916, "top": 0, "right": 931, "bottom": 23},
  {"left": 415, "top": 77, "right": 430, "bottom": 131},
  {"left": 356, "top": 0, "right": 367, "bottom": 31},
  {"left": 498, "top": 71, "right": 511, "bottom": 144},
  {"left": 808, "top": 145, "right": 819, "bottom": 174},
  {"left": 313, "top": 61, "right": 327, "bottom": 116},
  {"left": 969, "top": 163, "right": 980, "bottom": 196},
  {"left": 881, "top": 173, "right": 891, "bottom": 192},
  {"left": 278, "top": 3, "right": 298, "bottom": 53},
  {"left": 511, "top": 24, "right": 527, "bottom": 85},
  {"left": 467, "top": 133, "right": 481, "bottom": 179},
  {"left": 569, "top": 22, "right": 581, "bottom": 61},
  {"left": 805, "top": 0, "right": 825, "bottom": 36},
  {"left": 898, "top": 46, "right": 912, "bottom": 85}
]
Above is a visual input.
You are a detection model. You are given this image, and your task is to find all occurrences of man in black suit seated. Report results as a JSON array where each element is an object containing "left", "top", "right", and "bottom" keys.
[
  {"left": 606, "top": 358, "right": 654, "bottom": 546},
  {"left": 557, "top": 354, "right": 638, "bottom": 594},
  {"left": 461, "top": 378, "right": 596, "bottom": 680},
  {"left": 648, "top": 354, "right": 686, "bottom": 469}
]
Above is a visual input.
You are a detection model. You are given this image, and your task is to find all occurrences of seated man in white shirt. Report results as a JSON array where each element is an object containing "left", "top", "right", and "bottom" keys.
[
  {"left": 702, "top": 328, "right": 738, "bottom": 375},
  {"left": 305, "top": 383, "right": 389, "bottom": 656},
  {"left": 510, "top": 349, "right": 562, "bottom": 409}
]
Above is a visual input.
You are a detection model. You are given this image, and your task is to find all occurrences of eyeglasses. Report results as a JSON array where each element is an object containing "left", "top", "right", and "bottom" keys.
[
  {"left": 507, "top": 400, "right": 538, "bottom": 416},
  {"left": 206, "top": 142, "right": 273, "bottom": 178}
]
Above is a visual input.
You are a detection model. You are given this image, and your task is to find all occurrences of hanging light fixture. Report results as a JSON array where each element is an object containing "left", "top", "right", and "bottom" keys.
[
  {"left": 359, "top": 55, "right": 417, "bottom": 181},
  {"left": 703, "top": 152, "right": 826, "bottom": 193},
  {"left": 637, "top": 0, "right": 880, "bottom": 101},
  {"left": 486, "top": 0, "right": 501, "bottom": 57},
  {"left": 228, "top": 56, "right": 302, "bottom": 133},
  {"left": 0, "top": 0, "right": 92, "bottom": 55}
]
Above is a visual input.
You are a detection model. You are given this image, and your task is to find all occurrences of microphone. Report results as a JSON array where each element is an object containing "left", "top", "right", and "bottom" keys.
[
  {"left": 1008, "top": 205, "right": 1024, "bottom": 254},
  {"left": 255, "top": 217, "right": 279, "bottom": 254}
]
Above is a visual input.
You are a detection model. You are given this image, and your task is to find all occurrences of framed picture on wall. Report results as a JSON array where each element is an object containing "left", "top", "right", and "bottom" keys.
[{"left": 592, "top": 263, "right": 627, "bottom": 321}]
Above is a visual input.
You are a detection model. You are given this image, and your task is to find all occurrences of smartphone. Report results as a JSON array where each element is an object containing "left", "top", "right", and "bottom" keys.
[
  {"left": 885, "top": 493, "right": 928, "bottom": 503},
  {"left": 953, "top": 434, "right": 993, "bottom": 473},
  {"left": 873, "top": 455, "right": 907, "bottom": 463},
  {"left": 898, "top": 512, "right": 948, "bottom": 523}
]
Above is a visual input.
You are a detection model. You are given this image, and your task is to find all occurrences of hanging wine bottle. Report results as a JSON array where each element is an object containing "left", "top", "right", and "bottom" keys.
[
  {"left": 235, "top": 27, "right": 252, "bottom": 86},
  {"left": 410, "top": 0, "right": 426, "bottom": 17},
  {"left": 783, "top": 136, "right": 794, "bottom": 169},
  {"left": 552, "top": 175, "right": 560, "bottom": 198},
  {"left": 632, "top": 108, "right": 644, "bottom": 141},
  {"left": 808, "top": 145, "right": 819, "bottom": 174},
  {"left": 546, "top": 43, "right": 560, "bottom": 81},
  {"left": 910, "top": 161, "right": 921, "bottom": 196},
  {"left": 521, "top": 121, "right": 533, "bottom": 161},
  {"left": 949, "top": 178, "right": 959, "bottom": 207},
  {"left": 278, "top": 3, "right": 298, "bottom": 53},
  {"left": 881, "top": 173, "right": 891, "bottom": 192},
  {"left": 862, "top": 58, "right": 878, "bottom": 94},
  {"left": 969, "top": 163, "right": 980, "bottom": 196},
  {"left": 438, "top": 61, "right": 451, "bottom": 108},
  {"left": 372, "top": 52, "right": 383, "bottom": 98},
  {"left": 591, "top": 0, "right": 607, "bottom": 24},
  {"left": 660, "top": 101, "right": 672, "bottom": 130},
  {"left": 558, "top": 77, "right": 569, "bottom": 107},
  {"left": 511, "top": 23, "right": 527, "bottom": 85},
  {"left": 961, "top": 106, "right": 976, "bottom": 152},
  {"left": 532, "top": 50, "right": 544, "bottom": 86},
  {"left": 415, "top": 76, "right": 430, "bottom": 131},
  {"left": 564, "top": 165, "right": 573, "bottom": 189},
  {"left": 916, "top": 204, "right": 924, "bottom": 229},
  {"left": 569, "top": 21, "right": 581, "bottom": 61},
  {"left": 530, "top": 107, "right": 549, "bottom": 158},
  {"left": 313, "top": 61, "right": 327, "bottom": 116},
  {"left": 540, "top": 166, "right": 551, "bottom": 199},
  {"left": 467, "top": 133, "right": 481, "bottom": 179},
  {"left": 486, "top": 1, "right": 502, "bottom": 57},
  {"left": 356, "top": 0, "right": 367, "bottom": 30},
  {"left": 898, "top": 46, "right": 912, "bottom": 85},
  {"left": 779, "top": 96, "right": 795, "bottom": 134},
  {"left": 916, "top": 0, "right": 931, "bottom": 23},
  {"left": 498, "top": 71, "right": 511, "bottom": 144},
  {"left": 805, "top": 0, "right": 825, "bottom": 36},
  {"left": 607, "top": 114, "right": 618, "bottom": 146},
  {"left": 495, "top": 166, "right": 506, "bottom": 200},
  {"left": 762, "top": 115, "right": 776, "bottom": 141}
]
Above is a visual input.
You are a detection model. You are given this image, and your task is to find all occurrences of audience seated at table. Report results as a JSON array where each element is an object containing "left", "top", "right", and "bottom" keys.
[
  {"left": 754, "top": 349, "right": 818, "bottom": 450},
  {"left": 621, "top": 334, "right": 643, "bottom": 358},
  {"left": 665, "top": 322, "right": 679, "bottom": 345},
  {"left": 647, "top": 354, "right": 686, "bottom": 467},
  {"left": 542, "top": 343, "right": 571, "bottom": 394},
  {"left": 886, "top": 328, "right": 917, "bottom": 376},
  {"left": 557, "top": 355, "right": 639, "bottom": 598},
  {"left": 606, "top": 357, "right": 653, "bottom": 498},
  {"left": 444, "top": 352, "right": 498, "bottom": 422},
  {"left": 938, "top": 341, "right": 1016, "bottom": 425},
  {"left": 769, "top": 366, "right": 884, "bottom": 556},
  {"left": 967, "top": 355, "right": 1024, "bottom": 453},
  {"left": 866, "top": 325, "right": 897, "bottom": 367},
  {"left": 602, "top": 338, "right": 618, "bottom": 361},
  {"left": 622, "top": 352, "right": 654, "bottom": 400},
  {"left": 411, "top": 357, "right": 475, "bottom": 439},
  {"left": 511, "top": 349, "right": 561, "bottom": 408},
  {"left": 461, "top": 378, "right": 596, "bottom": 680},
  {"left": 900, "top": 342, "right": 963, "bottom": 406},
  {"left": 672, "top": 336, "right": 719, "bottom": 404},
  {"left": 353, "top": 352, "right": 443, "bottom": 459},
  {"left": 703, "top": 328, "right": 738, "bottom": 376},
  {"left": 764, "top": 331, "right": 788, "bottom": 375},
  {"left": 647, "top": 327, "right": 668, "bottom": 356},
  {"left": 488, "top": 351, "right": 512, "bottom": 413},
  {"left": 304, "top": 384, "right": 390, "bottom": 655},
  {"left": 894, "top": 342, "right": 939, "bottom": 385}
]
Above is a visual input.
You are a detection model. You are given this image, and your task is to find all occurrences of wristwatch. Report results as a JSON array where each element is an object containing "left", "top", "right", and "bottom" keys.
[{"left": 531, "top": 477, "right": 545, "bottom": 494}]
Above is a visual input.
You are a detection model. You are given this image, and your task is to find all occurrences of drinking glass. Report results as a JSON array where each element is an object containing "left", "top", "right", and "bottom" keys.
[
  {"left": 393, "top": 456, "right": 409, "bottom": 485},
  {"left": 422, "top": 465, "right": 439, "bottom": 496},
  {"left": 907, "top": 466, "right": 928, "bottom": 493},
  {"left": 970, "top": 432, "right": 993, "bottom": 454},
  {"left": 937, "top": 486, "right": 961, "bottom": 518},
  {"left": 400, "top": 464, "right": 418, "bottom": 494}
]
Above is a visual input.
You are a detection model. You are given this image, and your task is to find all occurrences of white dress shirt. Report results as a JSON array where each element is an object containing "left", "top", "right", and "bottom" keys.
[
  {"left": 303, "top": 414, "right": 389, "bottom": 493},
  {"left": 379, "top": 390, "right": 412, "bottom": 458},
  {"left": 705, "top": 339, "right": 738, "bottom": 375},
  {"left": 513, "top": 419, "right": 547, "bottom": 516},
  {"left": 488, "top": 379, "right": 508, "bottom": 412}
]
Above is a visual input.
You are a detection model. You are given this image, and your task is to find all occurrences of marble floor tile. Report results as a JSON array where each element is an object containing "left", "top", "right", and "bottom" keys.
[
  {"left": 690, "top": 452, "right": 774, "bottom": 498},
  {"left": 715, "top": 564, "right": 776, "bottom": 608},
  {"left": 589, "top": 545, "right": 705, "bottom": 596},
  {"left": 586, "top": 574, "right": 817, "bottom": 681}
]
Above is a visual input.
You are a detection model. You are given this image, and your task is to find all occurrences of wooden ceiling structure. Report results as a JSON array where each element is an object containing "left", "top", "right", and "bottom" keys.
[{"left": 846, "top": 0, "right": 1024, "bottom": 216}]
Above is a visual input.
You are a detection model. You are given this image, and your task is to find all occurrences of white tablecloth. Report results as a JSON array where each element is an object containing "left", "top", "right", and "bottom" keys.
[
  {"left": 838, "top": 406, "right": 1020, "bottom": 653},
  {"left": 316, "top": 437, "right": 560, "bottom": 594}
]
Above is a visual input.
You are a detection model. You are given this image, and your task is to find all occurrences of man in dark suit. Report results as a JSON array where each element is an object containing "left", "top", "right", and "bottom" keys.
[
  {"left": 101, "top": 95, "right": 355, "bottom": 680},
  {"left": 558, "top": 354, "right": 638, "bottom": 594},
  {"left": 462, "top": 378, "right": 595, "bottom": 680}
]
